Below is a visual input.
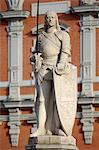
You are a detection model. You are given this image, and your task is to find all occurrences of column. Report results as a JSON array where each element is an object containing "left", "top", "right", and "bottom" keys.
[
  {"left": 7, "top": 20, "right": 24, "bottom": 100},
  {"left": 81, "top": 15, "right": 96, "bottom": 97}
]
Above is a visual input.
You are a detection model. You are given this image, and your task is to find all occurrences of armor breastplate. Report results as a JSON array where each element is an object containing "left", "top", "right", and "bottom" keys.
[{"left": 39, "top": 32, "right": 61, "bottom": 66}]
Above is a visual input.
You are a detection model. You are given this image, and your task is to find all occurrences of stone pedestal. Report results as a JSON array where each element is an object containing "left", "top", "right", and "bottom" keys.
[{"left": 25, "top": 136, "right": 78, "bottom": 150}]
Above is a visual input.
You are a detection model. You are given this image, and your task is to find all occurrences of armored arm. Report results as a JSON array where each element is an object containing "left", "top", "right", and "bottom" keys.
[
  {"left": 59, "top": 31, "right": 71, "bottom": 65},
  {"left": 56, "top": 31, "right": 71, "bottom": 75}
]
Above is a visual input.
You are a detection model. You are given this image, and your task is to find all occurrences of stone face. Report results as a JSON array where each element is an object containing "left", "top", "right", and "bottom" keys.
[{"left": 26, "top": 136, "right": 78, "bottom": 150}]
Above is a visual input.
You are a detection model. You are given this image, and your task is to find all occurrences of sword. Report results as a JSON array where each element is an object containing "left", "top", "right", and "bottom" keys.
[
  {"left": 36, "top": 0, "right": 40, "bottom": 54},
  {"left": 30, "top": 0, "right": 40, "bottom": 63}
]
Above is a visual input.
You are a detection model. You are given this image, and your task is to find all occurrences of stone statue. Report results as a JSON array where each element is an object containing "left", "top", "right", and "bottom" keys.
[{"left": 30, "top": 11, "right": 77, "bottom": 138}]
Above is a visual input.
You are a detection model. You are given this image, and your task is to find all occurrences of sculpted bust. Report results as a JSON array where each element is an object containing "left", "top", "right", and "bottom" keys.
[{"left": 30, "top": 11, "right": 77, "bottom": 138}]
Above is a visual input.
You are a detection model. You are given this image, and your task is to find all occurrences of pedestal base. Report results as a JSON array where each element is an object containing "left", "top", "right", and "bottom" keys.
[{"left": 25, "top": 135, "right": 78, "bottom": 150}]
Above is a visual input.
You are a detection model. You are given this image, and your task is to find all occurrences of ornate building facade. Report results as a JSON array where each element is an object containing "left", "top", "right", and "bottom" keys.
[{"left": 0, "top": 0, "right": 99, "bottom": 150}]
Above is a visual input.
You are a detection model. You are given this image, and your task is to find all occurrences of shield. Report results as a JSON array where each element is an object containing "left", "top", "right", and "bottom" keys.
[{"left": 53, "top": 64, "right": 77, "bottom": 136}]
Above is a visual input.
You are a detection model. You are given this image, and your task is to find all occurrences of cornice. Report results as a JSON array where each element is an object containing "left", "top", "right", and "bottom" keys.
[
  {"left": 71, "top": 5, "right": 99, "bottom": 15},
  {"left": 0, "top": 10, "right": 30, "bottom": 20}
]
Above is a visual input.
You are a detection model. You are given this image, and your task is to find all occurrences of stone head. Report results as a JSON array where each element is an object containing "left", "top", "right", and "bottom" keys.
[{"left": 44, "top": 11, "right": 61, "bottom": 31}]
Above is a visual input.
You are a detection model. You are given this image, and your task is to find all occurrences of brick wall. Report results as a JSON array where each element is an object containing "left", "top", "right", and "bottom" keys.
[{"left": 0, "top": 21, "right": 8, "bottom": 81}]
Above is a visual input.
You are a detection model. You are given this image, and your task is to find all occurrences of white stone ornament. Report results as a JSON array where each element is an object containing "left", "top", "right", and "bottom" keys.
[
  {"left": 81, "top": 0, "right": 95, "bottom": 5},
  {"left": 5, "top": 0, "right": 24, "bottom": 10}
]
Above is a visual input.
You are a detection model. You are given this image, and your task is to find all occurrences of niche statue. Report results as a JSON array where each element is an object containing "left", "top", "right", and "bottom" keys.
[{"left": 30, "top": 11, "right": 77, "bottom": 138}]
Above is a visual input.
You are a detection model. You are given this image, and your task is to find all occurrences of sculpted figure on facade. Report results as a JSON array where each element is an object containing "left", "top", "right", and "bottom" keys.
[{"left": 30, "top": 11, "right": 77, "bottom": 138}]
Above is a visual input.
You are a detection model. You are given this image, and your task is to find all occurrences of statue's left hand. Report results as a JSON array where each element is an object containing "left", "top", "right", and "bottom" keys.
[{"left": 55, "top": 63, "right": 65, "bottom": 75}]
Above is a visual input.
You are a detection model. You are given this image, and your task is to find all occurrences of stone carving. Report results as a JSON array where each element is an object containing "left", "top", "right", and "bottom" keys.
[
  {"left": 81, "top": 104, "right": 94, "bottom": 144},
  {"left": 81, "top": 0, "right": 95, "bottom": 5},
  {"left": 30, "top": 11, "right": 77, "bottom": 138},
  {"left": 5, "top": 0, "right": 24, "bottom": 10}
]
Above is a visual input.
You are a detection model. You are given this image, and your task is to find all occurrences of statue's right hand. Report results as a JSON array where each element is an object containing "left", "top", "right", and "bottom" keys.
[
  {"left": 30, "top": 53, "right": 43, "bottom": 72},
  {"left": 30, "top": 54, "right": 36, "bottom": 63}
]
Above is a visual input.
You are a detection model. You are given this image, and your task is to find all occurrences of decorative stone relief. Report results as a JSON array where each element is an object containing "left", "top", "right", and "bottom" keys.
[
  {"left": 5, "top": 0, "right": 24, "bottom": 10},
  {"left": 81, "top": 104, "right": 95, "bottom": 144},
  {"left": 8, "top": 108, "right": 21, "bottom": 146}
]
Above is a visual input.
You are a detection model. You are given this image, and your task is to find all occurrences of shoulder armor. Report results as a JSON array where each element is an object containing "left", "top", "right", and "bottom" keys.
[
  {"left": 54, "top": 30, "right": 62, "bottom": 42},
  {"left": 54, "top": 30, "right": 69, "bottom": 42}
]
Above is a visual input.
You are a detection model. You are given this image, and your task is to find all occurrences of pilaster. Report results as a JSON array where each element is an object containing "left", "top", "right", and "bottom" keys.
[
  {"left": 80, "top": 22, "right": 96, "bottom": 97},
  {"left": 7, "top": 20, "right": 24, "bottom": 100},
  {"left": 71, "top": 1, "right": 99, "bottom": 144},
  {"left": 0, "top": 0, "right": 30, "bottom": 146}
]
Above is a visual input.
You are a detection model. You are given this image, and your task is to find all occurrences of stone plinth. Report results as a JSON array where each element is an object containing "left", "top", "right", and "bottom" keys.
[{"left": 25, "top": 136, "right": 78, "bottom": 150}]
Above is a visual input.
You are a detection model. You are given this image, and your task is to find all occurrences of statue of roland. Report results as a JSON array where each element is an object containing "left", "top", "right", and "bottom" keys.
[{"left": 30, "top": 11, "right": 77, "bottom": 138}]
